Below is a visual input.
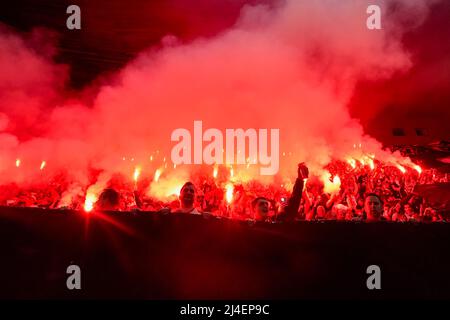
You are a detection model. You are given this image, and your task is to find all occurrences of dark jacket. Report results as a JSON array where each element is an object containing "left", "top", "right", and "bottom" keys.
[{"left": 277, "top": 178, "right": 304, "bottom": 222}]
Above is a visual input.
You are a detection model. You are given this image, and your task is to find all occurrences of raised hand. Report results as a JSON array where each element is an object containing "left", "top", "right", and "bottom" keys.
[{"left": 298, "top": 162, "right": 309, "bottom": 180}]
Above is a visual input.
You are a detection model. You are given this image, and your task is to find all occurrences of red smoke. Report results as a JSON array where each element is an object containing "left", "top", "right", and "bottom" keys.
[{"left": 0, "top": 0, "right": 441, "bottom": 201}]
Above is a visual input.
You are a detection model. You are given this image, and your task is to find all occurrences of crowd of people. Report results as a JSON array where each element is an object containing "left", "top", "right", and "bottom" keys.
[
  {"left": 293, "top": 160, "right": 449, "bottom": 223},
  {"left": 167, "top": 161, "right": 448, "bottom": 223},
  {"left": 1, "top": 157, "right": 448, "bottom": 223}
]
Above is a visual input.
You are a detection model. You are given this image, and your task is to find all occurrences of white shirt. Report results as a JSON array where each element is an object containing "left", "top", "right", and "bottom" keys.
[{"left": 175, "top": 207, "right": 202, "bottom": 215}]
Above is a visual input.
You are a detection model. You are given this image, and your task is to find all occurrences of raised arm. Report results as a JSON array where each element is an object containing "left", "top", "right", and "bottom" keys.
[{"left": 279, "top": 163, "right": 309, "bottom": 222}]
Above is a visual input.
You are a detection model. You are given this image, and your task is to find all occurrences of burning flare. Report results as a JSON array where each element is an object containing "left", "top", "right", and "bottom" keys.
[
  {"left": 133, "top": 166, "right": 141, "bottom": 182},
  {"left": 225, "top": 183, "right": 234, "bottom": 204},
  {"left": 84, "top": 193, "right": 97, "bottom": 212},
  {"left": 413, "top": 164, "right": 422, "bottom": 175},
  {"left": 154, "top": 168, "right": 162, "bottom": 182},
  {"left": 347, "top": 159, "right": 356, "bottom": 169},
  {"left": 368, "top": 158, "right": 375, "bottom": 170},
  {"left": 323, "top": 172, "right": 341, "bottom": 194},
  {"left": 396, "top": 164, "right": 406, "bottom": 174}
]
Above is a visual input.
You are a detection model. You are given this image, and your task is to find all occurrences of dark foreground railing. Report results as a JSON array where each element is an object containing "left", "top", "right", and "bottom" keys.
[{"left": 1, "top": 206, "right": 449, "bottom": 299}]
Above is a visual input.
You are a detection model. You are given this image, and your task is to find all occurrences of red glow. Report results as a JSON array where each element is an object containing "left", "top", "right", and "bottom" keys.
[{"left": 0, "top": 0, "right": 447, "bottom": 216}]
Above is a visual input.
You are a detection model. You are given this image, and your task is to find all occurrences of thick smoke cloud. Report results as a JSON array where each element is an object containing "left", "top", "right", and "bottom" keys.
[{"left": 0, "top": 0, "right": 438, "bottom": 193}]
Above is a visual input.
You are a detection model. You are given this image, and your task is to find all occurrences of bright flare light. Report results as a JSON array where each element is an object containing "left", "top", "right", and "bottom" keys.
[
  {"left": 368, "top": 158, "right": 375, "bottom": 170},
  {"left": 154, "top": 169, "right": 162, "bottom": 182},
  {"left": 16, "top": 159, "right": 20, "bottom": 167},
  {"left": 333, "top": 175, "right": 341, "bottom": 185},
  {"left": 396, "top": 164, "right": 406, "bottom": 174},
  {"left": 133, "top": 166, "right": 141, "bottom": 182},
  {"left": 414, "top": 165, "right": 422, "bottom": 175},
  {"left": 84, "top": 193, "right": 97, "bottom": 212},
  {"left": 169, "top": 184, "right": 182, "bottom": 197},
  {"left": 225, "top": 183, "right": 234, "bottom": 204},
  {"left": 323, "top": 172, "right": 341, "bottom": 194},
  {"left": 347, "top": 159, "right": 356, "bottom": 169},
  {"left": 213, "top": 166, "right": 218, "bottom": 179},
  {"left": 40, "top": 161, "right": 46, "bottom": 170}
]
